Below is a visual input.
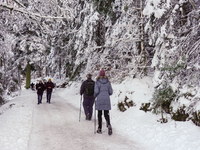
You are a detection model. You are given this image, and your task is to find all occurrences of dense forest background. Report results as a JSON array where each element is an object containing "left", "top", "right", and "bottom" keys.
[{"left": 0, "top": 0, "right": 200, "bottom": 124}]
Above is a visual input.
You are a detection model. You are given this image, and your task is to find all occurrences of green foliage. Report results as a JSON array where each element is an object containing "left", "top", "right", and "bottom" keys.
[
  {"left": 182, "top": 92, "right": 194, "bottom": 100},
  {"left": 151, "top": 83, "right": 176, "bottom": 123},
  {"left": 161, "top": 60, "right": 185, "bottom": 73},
  {"left": 118, "top": 102, "right": 127, "bottom": 112},
  {"left": 171, "top": 105, "right": 189, "bottom": 121},
  {"left": 152, "top": 83, "right": 176, "bottom": 114},
  {"left": 124, "top": 5, "right": 128, "bottom": 12},
  {"left": 65, "top": 62, "right": 73, "bottom": 78},
  {"left": 160, "top": 58, "right": 186, "bottom": 81},
  {"left": 192, "top": 111, "right": 200, "bottom": 126},
  {"left": 92, "top": 0, "right": 115, "bottom": 17},
  {"left": 118, "top": 96, "right": 135, "bottom": 112},
  {"left": 140, "top": 103, "right": 151, "bottom": 112}
]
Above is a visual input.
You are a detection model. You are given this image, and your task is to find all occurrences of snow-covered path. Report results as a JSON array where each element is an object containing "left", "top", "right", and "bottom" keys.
[
  {"left": 2, "top": 77, "right": 200, "bottom": 150},
  {"left": 28, "top": 90, "right": 139, "bottom": 150},
  {"left": 0, "top": 89, "right": 140, "bottom": 150}
]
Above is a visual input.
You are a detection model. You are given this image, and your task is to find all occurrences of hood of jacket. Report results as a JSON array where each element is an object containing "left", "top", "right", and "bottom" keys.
[{"left": 96, "top": 76, "right": 109, "bottom": 84}]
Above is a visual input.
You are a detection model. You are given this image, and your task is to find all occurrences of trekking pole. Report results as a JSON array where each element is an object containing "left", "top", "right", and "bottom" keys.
[
  {"left": 94, "top": 99, "right": 96, "bottom": 134},
  {"left": 79, "top": 96, "right": 82, "bottom": 122}
]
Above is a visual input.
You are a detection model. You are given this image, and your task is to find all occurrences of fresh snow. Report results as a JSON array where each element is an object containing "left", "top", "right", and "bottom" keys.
[{"left": 1, "top": 76, "right": 200, "bottom": 150}]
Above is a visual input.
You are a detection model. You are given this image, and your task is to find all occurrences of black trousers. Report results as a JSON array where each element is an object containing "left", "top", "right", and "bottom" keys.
[
  {"left": 46, "top": 92, "right": 52, "bottom": 103},
  {"left": 83, "top": 97, "right": 95, "bottom": 119},
  {"left": 98, "top": 110, "right": 111, "bottom": 129},
  {"left": 38, "top": 94, "right": 43, "bottom": 104}
]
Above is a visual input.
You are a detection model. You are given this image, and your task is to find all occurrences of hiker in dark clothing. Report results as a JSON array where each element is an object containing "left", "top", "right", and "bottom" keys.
[
  {"left": 31, "top": 83, "right": 35, "bottom": 90},
  {"left": 36, "top": 80, "right": 45, "bottom": 104},
  {"left": 45, "top": 78, "right": 55, "bottom": 103},
  {"left": 94, "top": 69, "right": 113, "bottom": 135},
  {"left": 80, "top": 74, "right": 95, "bottom": 120}
]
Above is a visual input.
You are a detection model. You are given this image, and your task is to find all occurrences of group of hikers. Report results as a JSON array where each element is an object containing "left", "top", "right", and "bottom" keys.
[
  {"left": 34, "top": 78, "right": 55, "bottom": 104},
  {"left": 34, "top": 69, "right": 113, "bottom": 135},
  {"left": 80, "top": 69, "right": 113, "bottom": 135}
]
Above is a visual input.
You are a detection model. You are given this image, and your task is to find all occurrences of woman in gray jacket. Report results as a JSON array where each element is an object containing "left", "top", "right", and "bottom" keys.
[{"left": 94, "top": 69, "right": 113, "bottom": 135}]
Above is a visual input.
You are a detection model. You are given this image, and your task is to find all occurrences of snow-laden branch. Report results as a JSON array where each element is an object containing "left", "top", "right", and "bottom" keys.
[
  {"left": 12, "top": 0, "right": 26, "bottom": 8},
  {"left": 49, "top": 0, "right": 75, "bottom": 18},
  {"left": 110, "top": 36, "right": 141, "bottom": 43},
  {"left": 0, "top": 2, "right": 74, "bottom": 19}
]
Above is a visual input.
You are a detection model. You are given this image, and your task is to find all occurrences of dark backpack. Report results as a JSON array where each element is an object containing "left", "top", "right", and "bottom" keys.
[{"left": 85, "top": 81, "right": 94, "bottom": 96}]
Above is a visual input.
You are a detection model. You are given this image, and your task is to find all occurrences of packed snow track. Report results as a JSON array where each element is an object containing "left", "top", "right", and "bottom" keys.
[{"left": 0, "top": 89, "right": 140, "bottom": 150}]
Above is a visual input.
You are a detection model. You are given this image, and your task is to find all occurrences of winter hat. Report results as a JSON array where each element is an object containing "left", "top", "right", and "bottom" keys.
[
  {"left": 48, "top": 78, "right": 51, "bottom": 81},
  {"left": 99, "top": 69, "right": 105, "bottom": 76}
]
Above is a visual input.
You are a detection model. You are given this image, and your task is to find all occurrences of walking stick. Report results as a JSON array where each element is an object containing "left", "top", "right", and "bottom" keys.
[
  {"left": 79, "top": 96, "right": 82, "bottom": 122},
  {"left": 94, "top": 99, "right": 96, "bottom": 134}
]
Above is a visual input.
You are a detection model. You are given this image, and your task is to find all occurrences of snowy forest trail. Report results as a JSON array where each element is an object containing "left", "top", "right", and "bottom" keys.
[
  {"left": 2, "top": 79, "right": 200, "bottom": 150},
  {"left": 18, "top": 89, "right": 140, "bottom": 150}
]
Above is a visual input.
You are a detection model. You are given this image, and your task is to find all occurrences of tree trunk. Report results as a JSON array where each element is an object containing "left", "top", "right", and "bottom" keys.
[
  {"left": 141, "top": 10, "right": 147, "bottom": 76},
  {"left": 0, "top": 58, "right": 2, "bottom": 67},
  {"left": 137, "top": 0, "right": 147, "bottom": 76},
  {"left": 25, "top": 62, "right": 31, "bottom": 89},
  {"left": 38, "top": 59, "right": 42, "bottom": 77},
  {"left": 18, "top": 66, "right": 21, "bottom": 90}
]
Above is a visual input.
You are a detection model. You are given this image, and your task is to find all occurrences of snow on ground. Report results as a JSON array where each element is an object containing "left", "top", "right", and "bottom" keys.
[{"left": 1, "top": 76, "right": 200, "bottom": 150}]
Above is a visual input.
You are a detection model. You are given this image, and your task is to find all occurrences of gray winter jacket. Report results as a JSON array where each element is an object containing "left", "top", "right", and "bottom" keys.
[{"left": 94, "top": 76, "right": 113, "bottom": 110}]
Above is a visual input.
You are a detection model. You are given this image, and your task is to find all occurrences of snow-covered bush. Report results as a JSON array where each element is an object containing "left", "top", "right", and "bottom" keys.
[
  {"left": 151, "top": 83, "right": 176, "bottom": 114},
  {"left": 171, "top": 105, "right": 189, "bottom": 121},
  {"left": 117, "top": 96, "right": 135, "bottom": 112}
]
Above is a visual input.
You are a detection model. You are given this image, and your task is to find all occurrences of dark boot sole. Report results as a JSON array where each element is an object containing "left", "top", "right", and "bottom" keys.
[{"left": 108, "top": 129, "right": 112, "bottom": 135}]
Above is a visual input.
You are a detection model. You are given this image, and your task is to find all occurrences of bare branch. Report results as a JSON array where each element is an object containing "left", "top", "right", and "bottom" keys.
[{"left": 189, "top": 0, "right": 197, "bottom": 11}]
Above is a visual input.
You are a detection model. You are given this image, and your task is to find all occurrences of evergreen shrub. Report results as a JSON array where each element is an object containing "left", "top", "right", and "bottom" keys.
[
  {"left": 191, "top": 111, "right": 200, "bottom": 126},
  {"left": 124, "top": 5, "right": 128, "bottom": 12},
  {"left": 140, "top": 103, "right": 151, "bottom": 112},
  {"left": 171, "top": 105, "right": 189, "bottom": 121},
  {"left": 118, "top": 96, "right": 135, "bottom": 112},
  {"left": 151, "top": 83, "right": 176, "bottom": 114}
]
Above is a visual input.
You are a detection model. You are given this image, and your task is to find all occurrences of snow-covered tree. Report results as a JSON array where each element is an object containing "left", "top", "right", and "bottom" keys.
[{"left": 144, "top": 0, "right": 200, "bottom": 118}]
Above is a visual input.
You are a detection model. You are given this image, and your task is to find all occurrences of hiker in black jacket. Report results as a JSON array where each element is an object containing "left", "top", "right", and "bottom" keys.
[
  {"left": 45, "top": 78, "right": 55, "bottom": 103},
  {"left": 36, "top": 80, "right": 45, "bottom": 104},
  {"left": 80, "top": 74, "right": 95, "bottom": 120}
]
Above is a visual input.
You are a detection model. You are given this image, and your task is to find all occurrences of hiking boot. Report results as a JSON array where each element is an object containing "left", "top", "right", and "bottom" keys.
[
  {"left": 108, "top": 125, "right": 112, "bottom": 135},
  {"left": 86, "top": 113, "right": 89, "bottom": 120},
  {"left": 97, "top": 128, "right": 102, "bottom": 134}
]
